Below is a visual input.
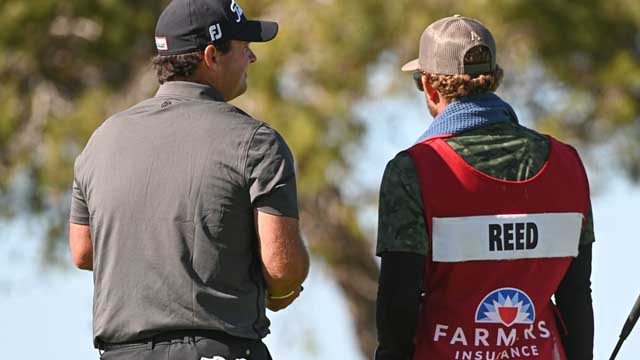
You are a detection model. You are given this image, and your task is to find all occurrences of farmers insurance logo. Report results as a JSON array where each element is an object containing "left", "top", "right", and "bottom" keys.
[{"left": 475, "top": 288, "right": 535, "bottom": 327}]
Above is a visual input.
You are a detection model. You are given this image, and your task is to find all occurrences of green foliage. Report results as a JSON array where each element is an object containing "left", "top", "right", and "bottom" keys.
[
  {"left": 0, "top": 80, "right": 20, "bottom": 146},
  {"left": 1, "top": 0, "right": 633, "bottom": 210}
]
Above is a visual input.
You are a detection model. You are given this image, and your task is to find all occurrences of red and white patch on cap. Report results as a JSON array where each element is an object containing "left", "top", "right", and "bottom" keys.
[{"left": 155, "top": 36, "right": 168, "bottom": 51}]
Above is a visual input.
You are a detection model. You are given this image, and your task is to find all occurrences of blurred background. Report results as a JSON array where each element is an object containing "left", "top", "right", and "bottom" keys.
[{"left": 1, "top": 0, "right": 639, "bottom": 358}]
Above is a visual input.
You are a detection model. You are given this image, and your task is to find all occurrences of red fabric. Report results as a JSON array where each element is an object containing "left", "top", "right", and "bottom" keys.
[{"left": 407, "top": 135, "right": 590, "bottom": 360}]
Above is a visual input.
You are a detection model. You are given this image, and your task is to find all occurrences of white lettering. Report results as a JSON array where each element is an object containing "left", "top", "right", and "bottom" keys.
[
  {"left": 209, "top": 23, "right": 222, "bottom": 41},
  {"left": 449, "top": 346, "right": 542, "bottom": 359},
  {"left": 230, "top": 0, "right": 243, "bottom": 23},
  {"left": 432, "top": 323, "right": 549, "bottom": 355},
  {"left": 434, "top": 324, "right": 448, "bottom": 342},
  {"left": 475, "top": 328, "right": 490, "bottom": 346},
  {"left": 524, "top": 324, "right": 536, "bottom": 340},
  {"left": 538, "top": 321, "right": 551, "bottom": 338},
  {"left": 531, "top": 345, "right": 539, "bottom": 356},
  {"left": 497, "top": 328, "right": 517, "bottom": 346},
  {"left": 451, "top": 327, "right": 468, "bottom": 346}
]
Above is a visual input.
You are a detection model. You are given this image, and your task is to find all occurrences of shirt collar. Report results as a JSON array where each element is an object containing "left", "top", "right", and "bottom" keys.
[
  {"left": 416, "top": 93, "right": 519, "bottom": 143},
  {"left": 155, "top": 81, "right": 225, "bottom": 102}
]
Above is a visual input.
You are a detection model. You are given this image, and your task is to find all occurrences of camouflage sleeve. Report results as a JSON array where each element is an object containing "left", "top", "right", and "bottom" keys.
[
  {"left": 580, "top": 202, "right": 595, "bottom": 245},
  {"left": 376, "top": 151, "right": 429, "bottom": 256}
]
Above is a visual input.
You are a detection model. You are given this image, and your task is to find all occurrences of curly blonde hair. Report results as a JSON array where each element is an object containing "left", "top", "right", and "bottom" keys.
[{"left": 425, "top": 45, "right": 504, "bottom": 102}]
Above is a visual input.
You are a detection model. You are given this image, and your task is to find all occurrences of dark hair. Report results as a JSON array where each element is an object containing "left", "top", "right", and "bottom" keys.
[
  {"left": 152, "top": 40, "right": 232, "bottom": 84},
  {"left": 426, "top": 45, "right": 503, "bottom": 102}
]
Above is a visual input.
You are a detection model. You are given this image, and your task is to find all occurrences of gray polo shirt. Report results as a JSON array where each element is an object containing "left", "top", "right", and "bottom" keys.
[{"left": 70, "top": 81, "right": 298, "bottom": 346}]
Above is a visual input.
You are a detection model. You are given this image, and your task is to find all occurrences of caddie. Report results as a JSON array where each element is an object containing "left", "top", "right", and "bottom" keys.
[{"left": 375, "top": 15, "right": 594, "bottom": 360}]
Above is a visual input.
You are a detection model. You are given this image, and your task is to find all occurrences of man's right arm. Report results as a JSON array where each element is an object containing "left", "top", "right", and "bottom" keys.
[
  {"left": 255, "top": 210, "right": 309, "bottom": 311},
  {"left": 245, "top": 124, "right": 307, "bottom": 311},
  {"left": 69, "top": 168, "right": 93, "bottom": 270}
]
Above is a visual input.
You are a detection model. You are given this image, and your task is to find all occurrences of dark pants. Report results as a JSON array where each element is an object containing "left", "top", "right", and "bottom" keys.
[{"left": 99, "top": 331, "right": 272, "bottom": 360}]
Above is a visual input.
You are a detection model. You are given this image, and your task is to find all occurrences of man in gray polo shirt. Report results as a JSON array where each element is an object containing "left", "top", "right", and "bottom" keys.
[{"left": 68, "top": 0, "right": 309, "bottom": 359}]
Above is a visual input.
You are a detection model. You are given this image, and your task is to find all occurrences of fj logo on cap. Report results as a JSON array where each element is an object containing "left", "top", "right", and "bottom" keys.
[
  {"left": 209, "top": 23, "right": 222, "bottom": 41},
  {"left": 155, "top": 36, "right": 168, "bottom": 51},
  {"left": 230, "top": 0, "right": 243, "bottom": 23}
]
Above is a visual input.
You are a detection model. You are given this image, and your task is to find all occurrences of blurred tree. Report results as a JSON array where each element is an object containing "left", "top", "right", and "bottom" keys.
[{"left": 0, "top": 0, "right": 638, "bottom": 357}]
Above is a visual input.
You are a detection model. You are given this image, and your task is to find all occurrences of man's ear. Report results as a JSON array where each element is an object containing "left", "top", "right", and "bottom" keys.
[
  {"left": 422, "top": 75, "right": 440, "bottom": 104},
  {"left": 203, "top": 44, "right": 219, "bottom": 69}
]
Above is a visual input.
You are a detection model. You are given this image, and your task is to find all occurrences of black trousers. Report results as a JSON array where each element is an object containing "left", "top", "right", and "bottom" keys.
[{"left": 99, "top": 331, "right": 273, "bottom": 360}]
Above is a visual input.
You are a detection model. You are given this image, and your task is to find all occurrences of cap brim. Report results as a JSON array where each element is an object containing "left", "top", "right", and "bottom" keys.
[
  {"left": 401, "top": 58, "right": 420, "bottom": 72},
  {"left": 234, "top": 20, "right": 279, "bottom": 42}
]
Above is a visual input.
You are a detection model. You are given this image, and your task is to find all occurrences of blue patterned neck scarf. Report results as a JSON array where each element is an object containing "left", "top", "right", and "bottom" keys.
[{"left": 416, "top": 93, "right": 519, "bottom": 143}]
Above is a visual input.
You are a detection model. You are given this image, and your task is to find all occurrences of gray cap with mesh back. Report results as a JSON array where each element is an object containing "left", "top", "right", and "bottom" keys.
[{"left": 401, "top": 15, "right": 496, "bottom": 75}]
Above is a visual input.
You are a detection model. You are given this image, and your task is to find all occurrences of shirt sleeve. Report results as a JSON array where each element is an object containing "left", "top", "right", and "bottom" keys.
[
  {"left": 376, "top": 252, "right": 425, "bottom": 360},
  {"left": 69, "top": 157, "right": 90, "bottom": 225},
  {"left": 376, "top": 151, "right": 428, "bottom": 256},
  {"left": 554, "top": 243, "right": 594, "bottom": 359},
  {"left": 245, "top": 125, "right": 299, "bottom": 218}
]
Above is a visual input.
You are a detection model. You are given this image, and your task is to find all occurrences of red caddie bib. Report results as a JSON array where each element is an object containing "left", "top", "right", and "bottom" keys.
[{"left": 407, "top": 134, "right": 590, "bottom": 360}]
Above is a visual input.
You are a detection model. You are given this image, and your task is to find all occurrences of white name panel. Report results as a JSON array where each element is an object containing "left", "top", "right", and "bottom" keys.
[{"left": 432, "top": 213, "right": 583, "bottom": 262}]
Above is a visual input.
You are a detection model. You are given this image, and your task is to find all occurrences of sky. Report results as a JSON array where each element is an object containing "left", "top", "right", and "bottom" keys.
[{"left": 1, "top": 91, "right": 639, "bottom": 359}]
